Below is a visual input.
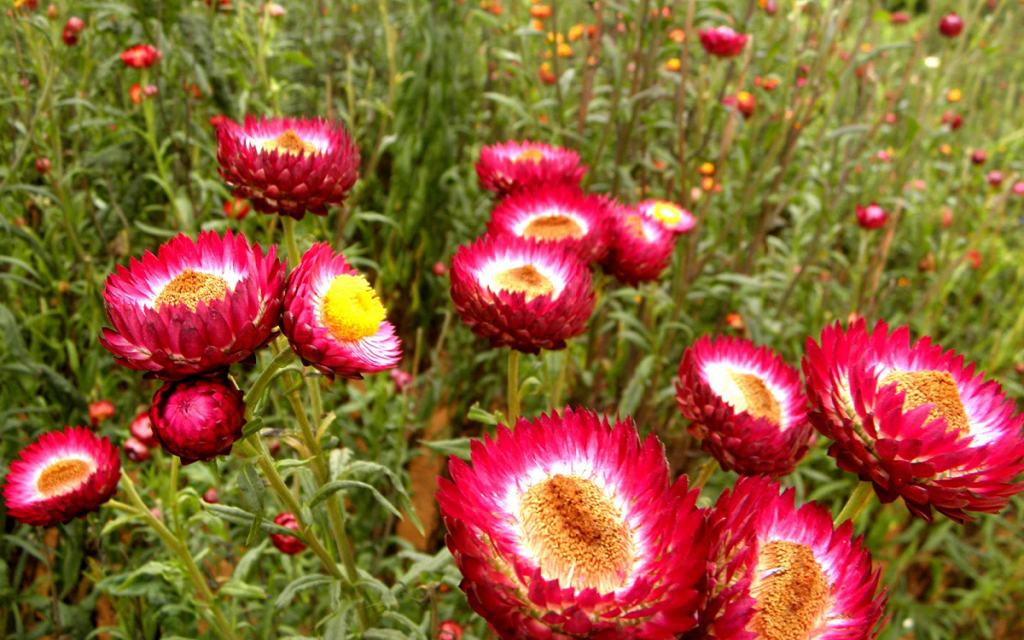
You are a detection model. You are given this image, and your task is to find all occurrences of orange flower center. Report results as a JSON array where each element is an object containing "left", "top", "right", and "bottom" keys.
[
  {"left": 750, "top": 541, "right": 832, "bottom": 640},
  {"left": 321, "top": 274, "right": 386, "bottom": 341},
  {"left": 879, "top": 370, "right": 969, "bottom": 434},
  {"left": 261, "top": 129, "right": 318, "bottom": 156},
  {"left": 522, "top": 214, "right": 584, "bottom": 241},
  {"left": 493, "top": 264, "right": 555, "bottom": 301},
  {"left": 519, "top": 474, "right": 633, "bottom": 593},
  {"left": 37, "top": 459, "right": 92, "bottom": 498},
  {"left": 718, "top": 371, "right": 782, "bottom": 424},
  {"left": 624, "top": 214, "right": 647, "bottom": 240},
  {"left": 154, "top": 269, "right": 229, "bottom": 311},
  {"left": 514, "top": 149, "right": 545, "bottom": 163}
]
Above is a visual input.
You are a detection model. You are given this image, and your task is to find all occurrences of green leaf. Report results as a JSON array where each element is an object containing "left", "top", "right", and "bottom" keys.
[
  {"left": 237, "top": 460, "right": 266, "bottom": 545},
  {"left": 202, "top": 504, "right": 296, "bottom": 537},
  {"left": 275, "top": 574, "right": 336, "bottom": 608},
  {"left": 309, "top": 481, "right": 402, "bottom": 519},
  {"left": 421, "top": 438, "right": 472, "bottom": 460}
]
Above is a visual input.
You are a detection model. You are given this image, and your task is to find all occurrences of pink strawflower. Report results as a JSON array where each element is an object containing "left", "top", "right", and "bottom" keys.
[
  {"left": 485, "top": 185, "right": 614, "bottom": 264},
  {"left": 89, "top": 400, "right": 115, "bottom": 427},
  {"left": 803, "top": 320, "right": 1024, "bottom": 522},
  {"left": 676, "top": 336, "right": 813, "bottom": 477},
  {"left": 600, "top": 201, "right": 676, "bottom": 286},
  {"left": 637, "top": 198, "right": 694, "bottom": 235},
  {"left": 100, "top": 230, "right": 285, "bottom": 380},
  {"left": 699, "top": 25, "right": 748, "bottom": 57},
  {"left": 129, "top": 412, "right": 158, "bottom": 448},
  {"left": 282, "top": 243, "right": 401, "bottom": 380},
  {"left": 2, "top": 427, "right": 120, "bottom": 527},
  {"left": 476, "top": 140, "right": 587, "bottom": 198},
  {"left": 450, "top": 235, "right": 594, "bottom": 354},
  {"left": 855, "top": 203, "right": 888, "bottom": 230},
  {"left": 939, "top": 12, "right": 964, "bottom": 38},
  {"left": 121, "top": 44, "right": 161, "bottom": 68},
  {"left": 697, "top": 475, "right": 887, "bottom": 640},
  {"left": 216, "top": 115, "right": 360, "bottom": 219},
  {"left": 438, "top": 408, "right": 709, "bottom": 639}
]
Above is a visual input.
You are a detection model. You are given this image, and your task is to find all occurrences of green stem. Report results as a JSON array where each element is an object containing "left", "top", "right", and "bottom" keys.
[
  {"left": 236, "top": 438, "right": 344, "bottom": 581},
  {"left": 507, "top": 349, "right": 521, "bottom": 426},
  {"left": 244, "top": 345, "right": 297, "bottom": 413},
  {"left": 168, "top": 456, "right": 181, "bottom": 536},
  {"left": 119, "top": 472, "right": 235, "bottom": 640},
  {"left": 834, "top": 481, "right": 875, "bottom": 527},
  {"left": 692, "top": 458, "right": 719, "bottom": 491},
  {"left": 281, "top": 216, "right": 302, "bottom": 267}
]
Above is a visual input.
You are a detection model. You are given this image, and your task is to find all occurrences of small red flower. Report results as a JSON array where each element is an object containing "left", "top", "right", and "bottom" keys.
[
  {"left": 129, "top": 83, "right": 143, "bottom": 105},
  {"left": 438, "top": 621, "right": 464, "bottom": 640},
  {"left": 89, "top": 400, "right": 115, "bottom": 427},
  {"left": 121, "top": 44, "right": 161, "bottom": 69},
  {"left": 966, "top": 249, "right": 982, "bottom": 270},
  {"left": 124, "top": 438, "right": 150, "bottom": 462},
  {"left": 941, "top": 110, "right": 963, "bottom": 131},
  {"left": 699, "top": 25, "right": 748, "bottom": 57},
  {"left": 222, "top": 198, "right": 250, "bottom": 220},
  {"left": 203, "top": 488, "right": 219, "bottom": 503},
  {"left": 855, "top": 203, "right": 888, "bottom": 230},
  {"left": 986, "top": 170, "right": 1004, "bottom": 188},
  {"left": 970, "top": 149, "right": 986, "bottom": 164},
  {"left": 270, "top": 512, "right": 306, "bottom": 554},
  {"left": 939, "top": 12, "right": 964, "bottom": 38},
  {"left": 35, "top": 158, "right": 51, "bottom": 174},
  {"left": 890, "top": 11, "right": 910, "bottom": 24}
]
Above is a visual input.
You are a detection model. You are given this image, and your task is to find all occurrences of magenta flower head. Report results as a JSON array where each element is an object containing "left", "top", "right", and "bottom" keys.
[
  {"left": 149, "top": 374, "right": 246, "bottom": 465},
  {"left": 270, "top": 512, "right": 306, "bottom": 555},
  {"left": 986, "top": 171, "right": 1004, "bottom": 188},
  {"left": 100, "top": 230, "right": 285, "bottom": 380},
  {"left": 485, "top": 185, "right": 614, "bottom": 264},
  {"left": 1013, "top": 181, "right": 1024, "bottom": 196},
  {"left": 216, "top": 115, "right": 360, "bottom": 219},
  {"left": 2, "top": 427, "right": 120, "bottom": 527},
  {"left": 450, "top": 235, "right": 594, "bottom": 354},
  {"left": 855, "top": 203, "right": 888, "bottom": 230},
  {"left": 676, "top": 336, "right": 813, "bottom": 477},
  {"left": 939, "top": 12, "right": 964, "bottom": 38},
  {"left": 438, "top": 408, "right": 709, "bottom": 640},
  {"left": 804, "top": 320, "right": 1024, "bottom": 522},
  {"left": 476, "top": 140, "right": 587, "bottom": 198},
  {"left": 696, "top": 475, "right": 887, "bottom": 640},
  {"left": 600, "top": 202, "right": 677, "bottom": 286},
  {"left": 282, "top": 243, "right": 402, "bottom": 381},
  {"left": 121, "top": 44, "right": 161, "bottom": 68},
  {"left": 699, "top": 25, "right": 748, "bottom": 57},
  {"left": 637, "top": 199, "right": 694, "bottom": 235}
]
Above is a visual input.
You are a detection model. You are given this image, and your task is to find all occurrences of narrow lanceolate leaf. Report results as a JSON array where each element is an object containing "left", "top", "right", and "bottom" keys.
[
  {"left": 308, "top": 480, "right": 402, "bottom": 519},
  {"left": 238, "top": 459, "right": 266, "bottom": 545},
  {"left": 275, "top": 574, "right": 337, "bottom": 609}
]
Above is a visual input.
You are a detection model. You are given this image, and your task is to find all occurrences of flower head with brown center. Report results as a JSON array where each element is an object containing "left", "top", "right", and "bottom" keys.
[
  {"left": 438, "top": 408, "right": 709, "bottom": 640},
  {"left": 216, "top": 115, "right": 359, "bottom": 219},
  {"left": 693, "top": 475, "right": 886, "bottom": 640},
  {"left": 450, "top": 235, "right": 595, "bottom": 354},
  {"left": 486, "top": 186, "right": 614, "bottom": 264},
  {"left": 476, "top": 140, "right": 588, "bottom": 197},
  {"left": 677, "top": 336, "right": 813, "bottom": 477},
  {"left": 2, "top": 427, "right": 121, "bottom": 527},
  {"left": 804, "top": 319, "right": 1024, "bottom": 522},
  {"left": 100, "top": 231, "right": 285, "bottom": 380}
]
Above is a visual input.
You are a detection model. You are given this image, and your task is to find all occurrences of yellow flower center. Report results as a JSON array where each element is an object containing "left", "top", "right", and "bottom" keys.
[
  {"left": 717, "top": 370, "right": 782, "bottom": 424},
  {"left": 522, "top": 214, "right": 584, "bottom": 241},
  {"left": 37, "top": 459, "right": 92, "bottom": 498},
  {"left": 750, "top": 541, "right": 832, "bottom": 640},
  {"left": 519, "top": 474, "right": 633, "bottom": 593},
  {"left": 624, "top": 214, "right": 647, "bottom": 240},
  {"left": 154, "top": 269, "right": 229, "bottom": 311},
  {"left": 321, "top": 274, "right": 386, "bottom": 341},
  {"left": 879, "top": 370, "right": 969, "bottom": 435},
  {"left": 260, "top": 129, "right": 318, "bottom": 156},
  {"left": 492, "top": 264, "right": 555, "bottom": 302},
  {"left": 514, "top": 148, "right": 545, "bottom": 163},
  {"left": 651, "top": 201, "right": 683, "bottom": 225}
]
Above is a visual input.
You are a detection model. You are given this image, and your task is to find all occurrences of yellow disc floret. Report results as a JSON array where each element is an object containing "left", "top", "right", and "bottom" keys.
[
  {"left": 321, "top": 274, "right": 387, "bottom": 342},
  {"left": 652, "top": 201, "right": 683, "bottom": 225},
  {"left": 261, "top": 129, "right": 319, "bottom": 156}
]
